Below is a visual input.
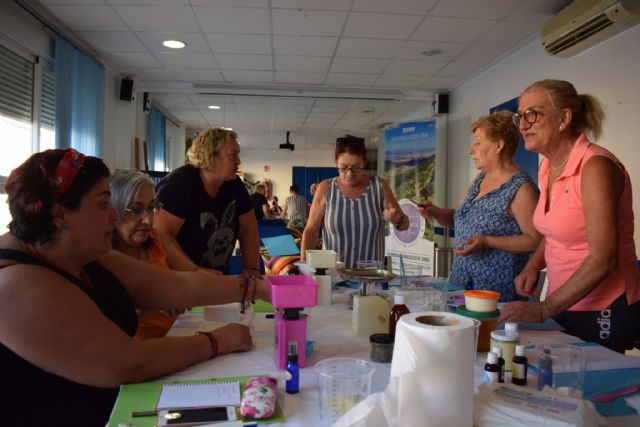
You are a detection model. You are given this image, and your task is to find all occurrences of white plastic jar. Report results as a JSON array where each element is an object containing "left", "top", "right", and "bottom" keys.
[{"left": 490, "top": 322, "right": 520, "bottom": 370}]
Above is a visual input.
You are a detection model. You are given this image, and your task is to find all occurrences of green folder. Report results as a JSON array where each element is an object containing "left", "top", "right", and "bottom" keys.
[{"left": 108, "top": 375, "right": 284, "bottom": 427}]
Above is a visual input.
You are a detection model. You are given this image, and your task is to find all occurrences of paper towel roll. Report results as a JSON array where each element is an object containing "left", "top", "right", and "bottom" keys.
[{"left": 383, "top": 311, "right": 476, "bottom": 427}]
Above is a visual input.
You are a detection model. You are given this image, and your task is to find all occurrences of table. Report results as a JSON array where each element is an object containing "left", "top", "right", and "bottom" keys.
[{"left": 117, "top": 290, "right": 639, "bottom": 427}]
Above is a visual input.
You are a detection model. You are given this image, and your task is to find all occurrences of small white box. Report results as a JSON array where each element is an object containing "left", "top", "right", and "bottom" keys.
[{"left": 306, "top": 250, "right": 338, "bottom": 269}]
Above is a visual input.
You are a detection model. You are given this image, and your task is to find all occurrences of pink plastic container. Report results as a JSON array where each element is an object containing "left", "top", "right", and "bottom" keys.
[{"left": 268, "top": 275, "right": 318, "bottom": 309}]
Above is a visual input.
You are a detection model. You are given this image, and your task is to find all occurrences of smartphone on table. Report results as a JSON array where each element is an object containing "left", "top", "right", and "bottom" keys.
[{"left": 157, "top": 406, "right": 237, "bottom": 426}]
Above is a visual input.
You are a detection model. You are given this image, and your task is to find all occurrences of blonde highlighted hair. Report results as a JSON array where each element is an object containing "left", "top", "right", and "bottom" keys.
[
  {"left": 522, "top": 79, "right": 605, "bottom": 141},
  {"left": 187, "top": 128, "right": 238, "bottom": 169}
]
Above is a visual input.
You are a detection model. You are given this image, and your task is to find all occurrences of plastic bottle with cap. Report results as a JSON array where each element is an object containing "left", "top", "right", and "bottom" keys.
[
  {"left": 537, "top": 348, "right": 553, "bottom": 390},
  {"left": 483, "top": 352, "right": 500, "bottom": 384},
  {"left": 388, "top": 294, "right": 410, "bottom": 339},
  {"left": 490, "top": 322, "right": 519, "bottom": 371}
]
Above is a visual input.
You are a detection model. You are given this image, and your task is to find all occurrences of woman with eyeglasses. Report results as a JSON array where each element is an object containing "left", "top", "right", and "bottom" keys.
[
  {"left": 301, "top": 135, "right": 409, "bottom": 269},
  {"left": 417, "top": 111, "right": 541, "bottom": 301},
  {"left": 499, "top": 80, "right": 639, "bottom": 352},
  {"left": 154, "top": 128, "right": 261, "bottom": 279},
  {"left": 110, "top": 169, "right": 245, "bottom": 340},
  {"left": 0, "top": 149, "right": 269, "bottom": 426}
]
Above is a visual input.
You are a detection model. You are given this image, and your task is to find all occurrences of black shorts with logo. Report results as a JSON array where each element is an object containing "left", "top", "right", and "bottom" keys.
[{"left": 554, "top": 294, "right": 640, "bottom": 353}]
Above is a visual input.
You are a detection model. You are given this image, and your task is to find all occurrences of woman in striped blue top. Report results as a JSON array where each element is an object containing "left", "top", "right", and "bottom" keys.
[{"left": 301, "top": 135, "right": 409, "bottom": 269}]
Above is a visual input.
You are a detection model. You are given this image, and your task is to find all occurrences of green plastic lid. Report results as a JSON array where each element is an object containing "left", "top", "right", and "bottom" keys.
[{"left": 455, "top": 305, "right": 500, "bottom": 319}]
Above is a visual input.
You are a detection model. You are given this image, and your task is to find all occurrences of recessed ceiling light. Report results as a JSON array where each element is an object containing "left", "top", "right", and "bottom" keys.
[
  {"left": 208, "top": 105, "right": 221, "bottom": 110},
  {"left": 162, "top": 40, "right": 186, "bottom": 49},
  {"left": 421, "top": 48, "right": 444, "bottom": 57}
]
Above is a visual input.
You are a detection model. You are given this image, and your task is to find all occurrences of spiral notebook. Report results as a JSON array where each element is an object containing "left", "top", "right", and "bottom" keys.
[{"left": 156, "top": 380, "right": 241, "bottom": 410}]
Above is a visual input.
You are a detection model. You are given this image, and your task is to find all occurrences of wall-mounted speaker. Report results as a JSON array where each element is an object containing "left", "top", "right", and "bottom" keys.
[
  {"left": 434, "top": 93, "right": 449, "bottom": 115},
  {"left": 119, "top": 78, "right": 135, "bottom": 102}
]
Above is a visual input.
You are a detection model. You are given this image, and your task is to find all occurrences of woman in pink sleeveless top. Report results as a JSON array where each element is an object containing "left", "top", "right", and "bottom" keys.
[{"left": 499, "top": 80, "right": 640, "bottom": 352}]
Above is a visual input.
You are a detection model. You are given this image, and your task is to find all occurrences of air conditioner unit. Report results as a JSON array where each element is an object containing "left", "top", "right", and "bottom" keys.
[{"left": 541, "top": 0, "right": 640, "bottom": 57}]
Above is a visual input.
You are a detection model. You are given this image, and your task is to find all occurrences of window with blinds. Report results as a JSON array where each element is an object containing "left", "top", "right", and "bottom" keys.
[
  {"left": 0, "top": 43, "right": 33, "bottom": 124},
  {"left": 40, "top": 60, "right": 56, "bottom": 150}
]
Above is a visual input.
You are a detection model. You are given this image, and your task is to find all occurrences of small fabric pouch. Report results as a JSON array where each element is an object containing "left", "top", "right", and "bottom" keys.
[{"left": 240, "top": 376, "right": 277, "bottom": 419}]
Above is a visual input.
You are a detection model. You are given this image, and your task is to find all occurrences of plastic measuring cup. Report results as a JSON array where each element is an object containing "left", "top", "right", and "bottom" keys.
[{"left": 315, "top": 357, "right": 375, "bottom": 425}]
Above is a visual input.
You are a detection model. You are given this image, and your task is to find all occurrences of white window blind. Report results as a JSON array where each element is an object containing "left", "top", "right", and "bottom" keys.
[{"left": 0, "top": 43, "right": 33, "bottom": 124}]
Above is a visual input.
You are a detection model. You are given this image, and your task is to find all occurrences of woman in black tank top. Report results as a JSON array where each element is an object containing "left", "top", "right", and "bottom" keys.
[{"left": 0, "top": 149, "right": 270, "bottom": 427}]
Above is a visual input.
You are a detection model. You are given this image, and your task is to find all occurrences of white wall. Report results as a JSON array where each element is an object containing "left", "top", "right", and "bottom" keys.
[
  {"left": 449, "top": 25, "right": 640, "bottom": 252},
  {"left": 239, "top": 148, "right": 337, "bottom": 203}
]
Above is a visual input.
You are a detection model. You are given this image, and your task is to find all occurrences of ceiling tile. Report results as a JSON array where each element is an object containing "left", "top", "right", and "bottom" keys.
[
  {"left": 193, "top": 7, "right": 271, "bottom": 33},
  {"left": 478, "top": 21, "right": 542, "bottom": 46},
  {"left": 330, "top": 57, "right": 389, "bottom": 74},
  {"left": 421, "top": 76, "right": 461, "bottom": 91},
  {"left": 275, "top": 56, "right": 331, "bottom": 72},
  {"left": 41, "top": 0, "right": 105, "bottom": 4},
  {"left": 170, "top": 69, "right": 224, "bottom": 82},
  {"left": 221, "top": 70, "right": 274, "bottom": 83},
  {"left": 107, "top": 0, "right": 185, "bottom": 4},
  {"left": 274, "top": 36, "right": 338, "bottom": 56},
  {"left": 76, "top": 32, "right": 146, "bottom": 52},
  {"left": 271, "top": 0, "right": 350, "bottom": 9},
  {"left": 412, "top": 17, "right": 496, "bottom": 43},
  {"left": 272, "top": 9, "right": 347, "bottom": 36},
  {"left": 117, "top": 68, "right": 174, "bottom": 81},
  {"left": 430, "top": 0, "right": 521, "bottom": 20},
  {"left": 352, "top": 0, "right": 434, "bottom": 14},
  {"left": 275, "top": 72, "right": 326, "bottom": 84},
  {"left": 397, "top": 41, "right": 468, "bottom": 62},
  {"left": 455, "top": 44, "right": 507, "bottom": 63},
  {"left": 215, "top": 54, "right": 272, "bottom": 70},
  {"left": 45, "top": 6, "right": 128, "bottom": 31},
  {"left": 507, "top": 0, "right": 572, "bottom": 24},
  {"left": 436, "top": 61, "right": 483, "bottom": 78},
  {"left": 344, "top": 13, "right": 423, "bottom": 39},
  {"left": 206, "top": 34, "right": 272, "bottom": 54},
  {"left": 385, "top": 59, "right": 444, "bottom": 76},
  {"left": 190, "top": 0, "right": 268, "bottom": 6},
  {"left": 155, "top": 52, "right": 216, "bottom": 68},
  {"left": 325, "top": 73, "right": 378, "bottom": 86},
  {"left": 136, "top": 32, "right": 211, "bottom": 53},
  {"left": 336, "top": 38, "right": 404, "bottom": 59},
  {"left": 103, "top": 52, "right": 162, "bottom": 67},
  {"left": 113, "top": 6, "right": 199, "bottom": 32}
]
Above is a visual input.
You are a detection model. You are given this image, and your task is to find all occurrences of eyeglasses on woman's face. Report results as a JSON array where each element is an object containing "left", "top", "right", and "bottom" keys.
[
  {"left": 512, "top": 109, "right": 549, "bottom": 127},
  {"left": 123, "top": 202, "right": 163, "bottom": 219},
  {"left": 338, "top": 165, "right": 364, "bottom": 174}
]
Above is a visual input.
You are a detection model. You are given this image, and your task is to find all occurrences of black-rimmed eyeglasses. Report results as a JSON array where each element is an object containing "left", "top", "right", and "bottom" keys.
[
  {"left": 512, "top": 109, "right": 547, "bottom": 127},
  {"left": 123, "top": 203, "right": 164, "bottom": 218}
]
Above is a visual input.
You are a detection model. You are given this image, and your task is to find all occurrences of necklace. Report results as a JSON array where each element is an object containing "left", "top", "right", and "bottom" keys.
[{"left": 549, "top": 158, "right": 568, "bottom": 170}]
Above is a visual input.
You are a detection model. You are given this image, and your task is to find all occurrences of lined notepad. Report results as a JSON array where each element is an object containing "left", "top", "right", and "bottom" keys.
[{"left": 156, "top": 380, "right": 241, "bottom": 410}]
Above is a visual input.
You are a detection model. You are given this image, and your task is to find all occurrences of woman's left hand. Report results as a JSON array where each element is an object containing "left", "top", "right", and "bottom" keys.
[
  {"left": 453, "top": 236, "right": 486, "bottom": 256},
  {"left": 499, "top": 301, "right": 543, "bottom": 324}
]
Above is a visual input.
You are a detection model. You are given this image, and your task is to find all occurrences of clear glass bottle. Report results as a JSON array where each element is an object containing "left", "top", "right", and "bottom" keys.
[{"left": 388, "top": 294, "right": 410, "bottom": 338}]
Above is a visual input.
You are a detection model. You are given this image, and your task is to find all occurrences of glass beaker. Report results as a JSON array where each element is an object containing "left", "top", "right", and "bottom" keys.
[{"left": 315, "top": 357, "right": 375, "bottom": 425}]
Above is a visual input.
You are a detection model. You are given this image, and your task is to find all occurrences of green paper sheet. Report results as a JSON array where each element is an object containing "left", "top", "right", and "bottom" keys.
[{"left": 108, "top": 375, "right": 284, "bottom": 427}]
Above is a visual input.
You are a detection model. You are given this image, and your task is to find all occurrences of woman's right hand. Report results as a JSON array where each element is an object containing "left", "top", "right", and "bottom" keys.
[
  {"left": 514, "top": 269, "right": 539, "bottom": 297},
  {"left": 210, "top": 323, "right": 253, "bottom": 355},
  {"left": 416, "top": 201, "right": 439, "bottom": 219}
]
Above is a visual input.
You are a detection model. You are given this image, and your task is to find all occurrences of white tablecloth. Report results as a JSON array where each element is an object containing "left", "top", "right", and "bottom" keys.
[{"left": 165, "top": 291, "right": 639, "bottom": 427}]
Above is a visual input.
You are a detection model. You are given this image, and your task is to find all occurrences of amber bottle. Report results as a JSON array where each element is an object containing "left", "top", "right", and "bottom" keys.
[{"left": 389, "top": 294, "right": 410, "bottom": 338}]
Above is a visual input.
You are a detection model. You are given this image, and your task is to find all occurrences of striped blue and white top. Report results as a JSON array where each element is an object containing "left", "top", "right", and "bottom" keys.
[{"left": 322, "top": 176, "right": 385, "bottom": 269}]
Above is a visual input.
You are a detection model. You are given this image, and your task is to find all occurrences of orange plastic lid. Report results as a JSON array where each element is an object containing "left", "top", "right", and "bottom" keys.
[{"left": 464, "top": 290, "right": 500, "bottom": 300}]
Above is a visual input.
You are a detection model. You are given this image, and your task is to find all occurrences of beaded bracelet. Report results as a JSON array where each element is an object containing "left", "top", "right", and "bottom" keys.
[
  {"left": 539, "top": 300, "right": 554, "bottom": 322},
  {"left": 197, "top": 331, "right": 219, "bottom": 359}
]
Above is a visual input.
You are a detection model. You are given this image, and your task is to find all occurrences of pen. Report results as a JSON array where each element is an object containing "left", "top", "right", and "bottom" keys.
[{"left": 131, "top": 410, "right": 157, "bottom": 417}]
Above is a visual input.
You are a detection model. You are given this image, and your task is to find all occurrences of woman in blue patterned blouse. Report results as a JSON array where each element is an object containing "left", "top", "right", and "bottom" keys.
[{"left": 418, "top": 111, "right": 541, "bottom": 301}]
